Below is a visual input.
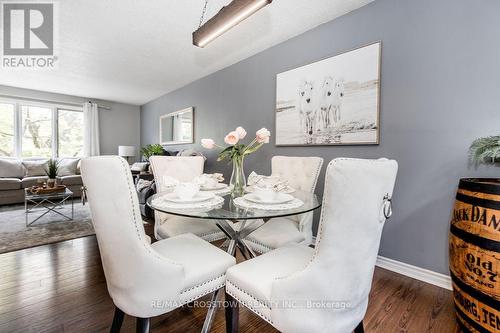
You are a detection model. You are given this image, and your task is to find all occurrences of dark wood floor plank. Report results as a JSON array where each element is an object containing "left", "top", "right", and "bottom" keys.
[{"left": 0, "top": 236, "right": 460, "bottom": 332}]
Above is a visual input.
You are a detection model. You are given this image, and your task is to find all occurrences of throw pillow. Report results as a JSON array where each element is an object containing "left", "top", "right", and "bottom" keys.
[
  {"left": 131, "top": 162, "right": 148, "bottom": 172},
  {"left": 57, "top": 158, "right": 80, "bottom": 176},
  {"left": 23, "top": 159, "right": 49, "bottom": 177},
  {"left": 0, "top": 157, "right": 25, "bottom": 178}
]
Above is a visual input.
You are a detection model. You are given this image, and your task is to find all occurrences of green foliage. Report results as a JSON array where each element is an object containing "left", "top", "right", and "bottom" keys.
[
  {"left": 469, "top": 135, "right": 500, "bottom": 164},
  {"left": 216, "top": 140, "right": 266, "bottom": 163},
  {"left": 140, "top": 144, "right": 164, "bottom": 161},
  {"left": 218, "top": 144, "right": 244, "bottom": 162},
  {"left": 45, "top": 159, "right": 59, "bottom": 179}
]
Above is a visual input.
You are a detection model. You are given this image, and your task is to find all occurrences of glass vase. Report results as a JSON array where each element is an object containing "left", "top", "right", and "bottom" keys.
[{"left": 230, "top": 156, "right": 246, "bottom": 196}]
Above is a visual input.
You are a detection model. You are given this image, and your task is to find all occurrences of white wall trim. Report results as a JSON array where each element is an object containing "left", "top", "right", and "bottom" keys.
[
  {"left": 375, "top": 256, "right": 452, "bottom": 290},
  {"left": 311, "top": 237, "right": 452, "bottom": 290}
]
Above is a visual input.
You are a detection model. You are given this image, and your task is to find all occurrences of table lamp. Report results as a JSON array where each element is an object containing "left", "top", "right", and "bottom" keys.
[{"left": 118, "top": 145, "right": 136, "bottom": 164}]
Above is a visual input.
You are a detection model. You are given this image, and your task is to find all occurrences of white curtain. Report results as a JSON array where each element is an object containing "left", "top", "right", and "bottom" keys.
[{"left": 83, "top": 102, "right": 100, "bottom": 156}]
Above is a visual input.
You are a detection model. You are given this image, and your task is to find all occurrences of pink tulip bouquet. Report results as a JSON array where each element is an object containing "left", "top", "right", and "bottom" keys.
[{"left": 201, "top": 127, "right": 271, "bottom": 194}]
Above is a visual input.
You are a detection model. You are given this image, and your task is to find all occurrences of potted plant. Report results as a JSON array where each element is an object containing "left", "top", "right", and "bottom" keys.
[
  {"left": 45, "top": 159, "right": 59, "bottom": 188},
  {"left": 201, "top": 127, "right": 271, "bottom": 195},
  {"left": 469, "top": 135, "right": 500, "bottom": 164},
  {"left": 140, "top": 144, "right": 165, "bottom": 162}
]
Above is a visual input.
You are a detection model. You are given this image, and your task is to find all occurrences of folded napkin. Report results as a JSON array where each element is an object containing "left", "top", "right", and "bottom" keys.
[
  {"left": 194, "top": 173, "right": 224, "bottom": 186},
  {"left": 247, "top": 171, "right": 290, "bottom": 192},
  {"left": 160, "top": 176, "right": 180, "bottom": 192}
]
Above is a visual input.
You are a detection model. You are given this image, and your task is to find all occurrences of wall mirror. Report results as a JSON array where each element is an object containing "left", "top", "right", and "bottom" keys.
[{"left": 159, "top": 107, "right": 194, "bottom": 145}]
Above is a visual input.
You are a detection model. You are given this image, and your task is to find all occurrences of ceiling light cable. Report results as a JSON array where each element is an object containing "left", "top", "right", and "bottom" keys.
[{"left": 198, "top": 0, "right": 209, "bottom": 28}]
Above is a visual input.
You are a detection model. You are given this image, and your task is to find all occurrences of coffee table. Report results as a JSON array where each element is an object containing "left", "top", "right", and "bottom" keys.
[{"left": 25, "top": 188, "right": 74, "bottom": 226}]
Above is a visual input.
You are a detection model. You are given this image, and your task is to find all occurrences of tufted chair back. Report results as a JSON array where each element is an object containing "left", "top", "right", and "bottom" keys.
[
  {"left": 270, "top": 156, "right": 323, "bottom": 243},
  {"left": 271, "top": 156, "right": 323, "bottom": 193},
  {"left": 149, "top": 156, "right": 205, "bottom": 240},
  {"left": 80, "top": 156, "right": 184, "bottom": 318},
  {"left": 149, "top": 156, "right": 204, "bottom": 192},
  {"left": 271, "top": 158, "right": 398, "bottom": 333}
]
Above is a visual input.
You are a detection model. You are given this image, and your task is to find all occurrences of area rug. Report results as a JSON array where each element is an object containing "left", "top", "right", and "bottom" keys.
[{"left": 0, "top": 202, "right": 95, "bottom": 254}]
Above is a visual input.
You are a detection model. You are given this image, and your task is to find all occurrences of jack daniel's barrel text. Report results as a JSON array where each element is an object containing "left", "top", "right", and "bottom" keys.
[{"left": 449, "top": 178, "right": 500, "bottom": 333}]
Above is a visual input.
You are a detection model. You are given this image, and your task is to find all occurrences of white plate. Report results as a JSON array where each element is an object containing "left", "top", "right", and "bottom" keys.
[
  {"left": 200, "top": 183, "right": 228, "bottom": 191},
  {"left": 161, "top": 192, "right": 214, "bottom": 203},
  {"left": 243, "top": 192, "right": 295, "bottom": 205},
  {"left": 244, "top": 185, "right": 295, "bottom": 194}
]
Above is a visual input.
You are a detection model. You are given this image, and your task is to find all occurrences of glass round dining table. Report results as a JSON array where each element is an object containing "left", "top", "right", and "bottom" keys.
[
  {"left": 147, "top": 189, "right": 321, "bottom": 333},
  {"left": 147, "top": 189, "right": 321, "bottom": 259}
]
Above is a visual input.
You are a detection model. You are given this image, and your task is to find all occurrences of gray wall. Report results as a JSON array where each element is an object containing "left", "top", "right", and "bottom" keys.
[
  {"left": 141, "top": 0, "right": 500, "bottom": 275},
  {"left": 0, "top": 85, "right": 141, "bottom": 160}
]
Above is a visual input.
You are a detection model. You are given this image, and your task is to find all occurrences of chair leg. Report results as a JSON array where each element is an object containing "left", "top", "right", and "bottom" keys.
[
  {"left": 225, "top": 293, "right": 239, "bottom": 333},
  {"left": 136, "top": 317, "right": 150, "bottom": 333},
  {"left": 354, "top": 321, "right": 364, "bottom": 333},
  {"left": 110, "top": 307, "right": 124, "bottom": 333}
]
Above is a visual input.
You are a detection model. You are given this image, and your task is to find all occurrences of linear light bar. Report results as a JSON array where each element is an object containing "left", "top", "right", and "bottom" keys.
[{"left": 193, "top": 0, "right": 273, "bottom": 48}]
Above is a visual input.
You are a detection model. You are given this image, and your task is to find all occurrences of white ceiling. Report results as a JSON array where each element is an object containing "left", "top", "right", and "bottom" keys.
[{"left": 0, "top": 0, "right": 373, "bottom": 105}]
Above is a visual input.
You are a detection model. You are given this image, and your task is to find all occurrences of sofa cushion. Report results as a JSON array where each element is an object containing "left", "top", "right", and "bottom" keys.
[
  {"left": 57, "top": 158, "right": 80, "bottom": 176},
  {"left": 22, "top": 160, "right": 48, "bottom": 177},
  {"left": 56, "top": 175, "right": 82, "bottom": 186},
  {"left": 0, "top": 158, "right": 24, "bottom": 178},
  {"left": 0, "top": 178, "right": 22, "bottom": 190},
  {"left": 22, "top": 176, "right": 48, "bottom": 188}
]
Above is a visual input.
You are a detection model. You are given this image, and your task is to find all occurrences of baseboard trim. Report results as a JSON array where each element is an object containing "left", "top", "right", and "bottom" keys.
[
  {"left": 375, "top": 256, "right": 452, "bottom": 290},
  {"left": 311, "top": 237, "right": 452, "bottom": 290}
]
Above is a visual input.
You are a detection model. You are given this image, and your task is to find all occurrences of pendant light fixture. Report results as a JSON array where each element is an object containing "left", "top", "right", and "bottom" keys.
[{"left": 193, "top": 0, "right": 273, "bottom": 48}]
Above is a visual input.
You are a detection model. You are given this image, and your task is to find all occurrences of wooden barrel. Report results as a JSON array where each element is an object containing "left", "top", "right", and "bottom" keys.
[{"left": 449, "top": 178, "right": 500, "bottom": 333}]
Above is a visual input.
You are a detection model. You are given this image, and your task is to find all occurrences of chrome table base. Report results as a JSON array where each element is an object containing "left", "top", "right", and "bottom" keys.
[{"left": 200, "top": 219, "right": 264, "bottom": 333}]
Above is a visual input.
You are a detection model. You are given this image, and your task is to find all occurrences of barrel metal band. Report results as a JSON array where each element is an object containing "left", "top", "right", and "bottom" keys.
[
  {"left": 450, "top": 271, "right": 500, "bottom": 310},
  {"left": 450, "top": 224, "right": 500, "bottom": 253},
  {"left": 459, "top": 178, "right": 500, "bottom": 195},
  {"left": 456, "top": 192, "right": 500, "bottom": 211},
  {"left": 455, "top": 317, "right": 473, "bottom": 333},
  {"left": 454, "top": 304, "right": 491, "bottom": 333}
]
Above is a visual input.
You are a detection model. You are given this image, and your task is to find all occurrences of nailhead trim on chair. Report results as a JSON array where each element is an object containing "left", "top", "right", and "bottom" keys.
[
  {"left": 181, "top": 275, "right": 226, "bottom": 303},
  {"left": 245, "top": 235, "right": 312, "bottom": 255},
  {"left": 243, "top": 157, "right": 323, "bottom": 253},
  {"left": 181, "top": 273, "right": 225, "bottom": 293},
  {"left": 226, "top": 280, "right": 273, "bottom": 324},
  {"left": 154, "top": 213, "right": 226, "bottom": 243},
  {"left": 244, "top": 237, "right": 273, "bottom": 254},
  {"left": 272, "top": 160, "right": 340, "bottom": 283},
  {"left": 276, "top": 158, "right": 391, "bottom": 282},
  {"left": 309, "top": 158, "right": 324, "bottom": 193},
  {"left": 117, "top": 157, "right": 182, "bottom": 268},
  {"left": 198, "top": 230, "right": 226, "bottom": 242}
]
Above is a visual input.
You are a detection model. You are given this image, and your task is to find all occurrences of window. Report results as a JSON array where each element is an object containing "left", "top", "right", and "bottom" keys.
[
  {"left": 0, "top": 103, "right": 15, "bottom": 157},
  {"left": 21, "top": 105, "right": 53, "bottom": 158},
  {"left": 0, "top": 99, "right": 83, "bottom": 159},
  {"left": 58, "top": 109, "right": 84, "bottom": 157}
]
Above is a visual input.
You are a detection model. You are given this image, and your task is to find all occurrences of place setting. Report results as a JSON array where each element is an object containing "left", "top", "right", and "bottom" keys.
[
  {"left": 233, "top": 171, "right": 304, "bottom": 211},
  {"left": 152, "top": 174, "right": 229, "bottom": 212},
  {"left": 195, "top": 173, "right": 231, "bottom": 195}
]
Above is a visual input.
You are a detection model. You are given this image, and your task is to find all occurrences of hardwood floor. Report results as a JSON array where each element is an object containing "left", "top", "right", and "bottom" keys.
[{"left": 0, "top": 235, "right": 461, "bottom": 333}]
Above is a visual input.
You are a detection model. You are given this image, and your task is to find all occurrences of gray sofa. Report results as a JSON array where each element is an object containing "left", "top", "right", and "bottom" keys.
[{"left": 0, "top": 157, "right": 83, "bottom": 205}]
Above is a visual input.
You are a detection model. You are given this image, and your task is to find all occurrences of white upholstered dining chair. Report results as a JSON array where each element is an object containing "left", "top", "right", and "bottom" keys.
[
  {"left": 243, "top": 156, "right": 323, "bottom": 253},
  {"left": 225, "top": 158, "right": 398, "bottom": 333},
  {"left": 81, "top": 156, "right": 235, "bottom": 333},
  {"left": 149, "top": 156, "right": 225, "bottom": 242}
]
